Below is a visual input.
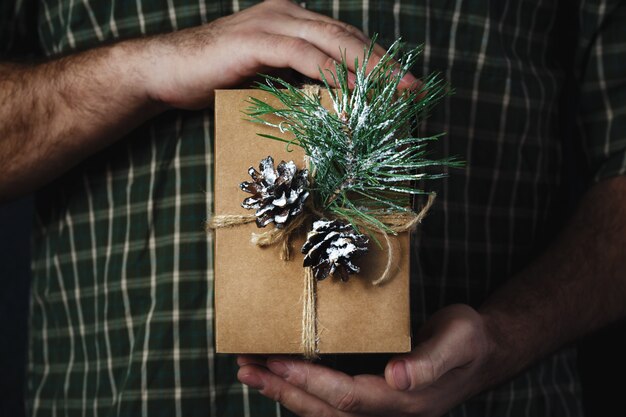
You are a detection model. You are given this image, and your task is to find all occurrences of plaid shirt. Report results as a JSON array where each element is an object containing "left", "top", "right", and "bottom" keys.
[{"left": 2, "top": 0, "right": 625, "bottom": 416}]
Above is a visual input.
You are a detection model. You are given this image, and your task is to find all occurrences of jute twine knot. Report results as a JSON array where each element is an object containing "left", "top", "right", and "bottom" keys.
[{"left": 302, "top": 84, "right": 321, "bottom": 100}]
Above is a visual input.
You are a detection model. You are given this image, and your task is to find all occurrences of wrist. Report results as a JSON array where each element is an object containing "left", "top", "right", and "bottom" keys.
[
  {"left": 113, "top": 38, "right": 172, "bottom": 113},
  {"left": 477, "top": 307, "right": 534, "bottom": 389},
  {"left": 452, "top": 305, "right": 506, "bottom": 394},
  {"left": 124, "top": 25, "right": 225, "bottom": 110}
]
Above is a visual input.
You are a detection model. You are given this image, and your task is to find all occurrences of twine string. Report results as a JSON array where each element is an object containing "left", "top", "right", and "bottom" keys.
[
  {"left": 249, "top": 212, "right": 308, "bottom": 261},
  {"left": 301, "top": 267, "right": 318, "bottom": 359},
  {"left": 371, "top": 227, "right": 395, "bottom": 286},
  {"left": 302, "top": 84, "right": 321, "bottom": 101},
  {"left": 206, "top": 214, "right": 256, "bottom": 228},
  {"left": 349, "top": 192, "right": 437, "bottom": 286}
]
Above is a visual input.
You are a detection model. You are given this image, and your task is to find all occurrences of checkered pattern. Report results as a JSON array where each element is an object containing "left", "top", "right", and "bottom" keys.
[{"left": 2, "top": 0, "right": 625, "bottom": 416}]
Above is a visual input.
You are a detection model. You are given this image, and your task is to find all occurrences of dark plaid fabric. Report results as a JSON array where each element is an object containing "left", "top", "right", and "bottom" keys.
[{"left": 2, "top": 0, "right": 625, "bottom": 416}]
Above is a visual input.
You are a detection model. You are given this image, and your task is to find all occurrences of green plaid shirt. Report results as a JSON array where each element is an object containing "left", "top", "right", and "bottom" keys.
[{"left": 3, "top": 0, "right": 625, "bottom": 416}]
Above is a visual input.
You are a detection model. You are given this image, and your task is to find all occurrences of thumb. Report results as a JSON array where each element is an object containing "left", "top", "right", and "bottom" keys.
[{"left": 384, "top": 304, "right": 487, "bottom": 391}]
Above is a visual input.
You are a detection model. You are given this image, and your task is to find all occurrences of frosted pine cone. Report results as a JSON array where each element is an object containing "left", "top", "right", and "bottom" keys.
[
  {"left": 301, "top": 219, "right": 369, "bottom": 281},
  {"left": 241, "top": 156, "right": 310, "bottom": 228}
]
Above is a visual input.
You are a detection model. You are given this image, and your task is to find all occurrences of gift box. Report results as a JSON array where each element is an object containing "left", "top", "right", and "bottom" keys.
[{"left": 213, "top": 89, "right": 411, "bottom": 355}]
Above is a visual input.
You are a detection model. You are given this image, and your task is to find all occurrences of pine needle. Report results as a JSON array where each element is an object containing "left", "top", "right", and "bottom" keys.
[{"left": 245, "top": 35, "right": 462, "bottom": 233}]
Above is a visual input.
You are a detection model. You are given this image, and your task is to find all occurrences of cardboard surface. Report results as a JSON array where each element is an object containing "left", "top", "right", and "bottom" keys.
[{"left": 214, "top": 89, "right": 411, "bottom": 354}]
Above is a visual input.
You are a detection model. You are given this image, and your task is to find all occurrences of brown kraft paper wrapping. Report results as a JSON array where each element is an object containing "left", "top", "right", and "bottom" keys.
[{"left": 213, "top": 89, "right": 411, "bottom": 354}]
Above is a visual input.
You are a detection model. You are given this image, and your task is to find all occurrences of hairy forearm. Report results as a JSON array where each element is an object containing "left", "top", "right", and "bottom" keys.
[
  {"left": 0, "top": 0, "right": 400, "bottom": 201},
  {"left": 480, "top": 175, "right": 626, "bottom": 384},
  {"left": 0, "top": 43, "right": 163, "bottom": 200}
]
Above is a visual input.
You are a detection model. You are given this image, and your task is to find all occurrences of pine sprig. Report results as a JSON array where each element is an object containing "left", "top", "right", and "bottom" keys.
[{"left": 246, "top": 36, "right": 462, "bottom": 233}]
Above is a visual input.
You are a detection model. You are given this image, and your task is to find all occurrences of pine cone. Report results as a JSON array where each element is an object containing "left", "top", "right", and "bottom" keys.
[
  {"left": 241, "top": 156, "right": 310, "bottom": 228},
  {"left": 301, "top": 219, "right": 369, "bottom": 281}
]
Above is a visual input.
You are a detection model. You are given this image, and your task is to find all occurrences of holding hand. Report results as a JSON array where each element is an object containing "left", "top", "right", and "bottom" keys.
[
  {"left": 237, "top": 304, "right": 498, "bottom": 417},
  {"left": 0, "top": 0, "right": 416, "bottom": 199},
  {"left": 140, "top": 0, "right": 416, "bottom": 109}
]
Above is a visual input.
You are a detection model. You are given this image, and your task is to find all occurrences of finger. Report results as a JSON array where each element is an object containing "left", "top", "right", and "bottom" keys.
[
  {"left": 266, "top": 18, "right": 379, "bottom": 74},
  {"left": 279, "top": 2, "right": 388, "bottom": 57},
  {"left": 256, "top": 6, "right": 416, "bottom": 88},
  {"left": 236, "top": 354, "right": 267, "bottom": 367},
  {"left": 237, "top": 363, "right": 355, "bottom": 417},
  {"left": 284, "top": 5, "right": 370, "bottom": 43},
  {"left": 244, "top": 34, "right": 360, "bottom": 88},
  {"left": 385, "top": 345, "right": 450, "bottom": 392},
  {"left": 281, "top": 21, "right": 418, "bottom": 89},
  {"left": 265, "top": 356, "right": 415, "bottom": 414},
  {"left": 266, "top": 0, "right": 369, "bottom": 43},
  {"left": 240, "top": 33, "right": 339, "bottom": 82},
  {"left": 281, "top": 14, "right": 417, "bottom": 88},
  {"left": 302, "top": 26, "right": 418, "bottom": 91},
  {"left": 385, "top": 304, "right": 487, "bottom": 391}
]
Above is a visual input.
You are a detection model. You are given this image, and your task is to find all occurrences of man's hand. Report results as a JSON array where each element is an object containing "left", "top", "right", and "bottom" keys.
[
  {"left": 140, "top": 0, "right": 413, "bottom": 109},
  {"left": 237, "top": 304, "right": 495, "bottom": 417},
  {"left": 0, "top": 0, "right": 417, "bottom": 200}
]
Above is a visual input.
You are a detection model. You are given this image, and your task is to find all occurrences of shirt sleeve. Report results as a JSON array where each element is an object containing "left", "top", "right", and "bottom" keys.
[
  {"left": 0, "top": 0, "right": 40, "bottom": 59},
  {"left": 576, "top": 0, "right": 626, "bottom": 182}
]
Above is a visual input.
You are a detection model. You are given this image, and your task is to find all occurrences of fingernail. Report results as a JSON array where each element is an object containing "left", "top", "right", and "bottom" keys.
[
  {"left": 267, "top": 360, "right": 289, "bottom": 377},
  {"left": 237, "top": 355, "right": 265, "bottom": 367},
  {"left": 347, "top": 72, "right": 356, "bottom": 88},
  {"left": 237, "top": 355, "right": 252, "bottom": 366},
  {"left": 239, "top": 372, "right": 264, "bottom": 390},
  {"left": 392, "top": 360, "right": 411, "bottom": 391},
  {"left": 400, "top": 71, "right": 418, "bottom": 88}
]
